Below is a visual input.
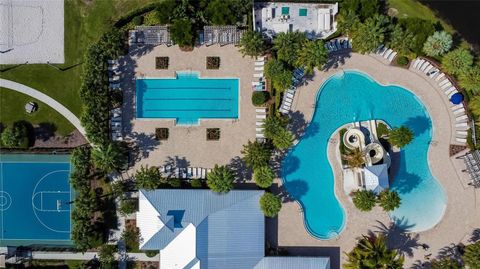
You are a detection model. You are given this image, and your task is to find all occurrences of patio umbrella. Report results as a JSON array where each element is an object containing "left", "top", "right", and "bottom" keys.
[{"left": 450, "top": 93, "right": 463, "bottom": 105}]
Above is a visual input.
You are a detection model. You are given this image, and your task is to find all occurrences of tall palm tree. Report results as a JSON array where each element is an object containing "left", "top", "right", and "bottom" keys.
[
  {"left": 296, "top": 40, "right": 329, "bottom": 74},
  {"left": 239, "top": 30, "right": 265, "bottom": 58},
  {"left": 343, "top": 148, "right": 365, "bottom": 170},
  {"left": 345, "top": 233, "right": 404, "bottom": 269},
  {"left": 273, "top": 32, "right": 306, "bottom": 66},
  {"left": 91, "top": 142, "right": 126, "bottom": 173}
]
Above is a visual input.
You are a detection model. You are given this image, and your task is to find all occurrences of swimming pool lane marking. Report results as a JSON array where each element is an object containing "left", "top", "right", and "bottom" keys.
[{"left": 31, "top": 169, "right": 71, "bottom": 234}]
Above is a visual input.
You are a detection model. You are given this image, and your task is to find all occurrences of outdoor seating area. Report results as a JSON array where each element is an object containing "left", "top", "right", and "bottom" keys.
[
  {"left": 128, "top": 26, "right": 172, "bottom": 48},
  {"left": 160, "top": 166, "right": 211, "bottom": 179},
  {"left": 410, "top": 57, "right": 469, "bottom": 144},
  {"left": 324, "top": 37, "right": 351, "bottom": 53},
  {"left": 279, "top": 68, "right": 304, "bottom": 114},
  {"left": 256, "top": 107, "right": 267, "bottom": 141},
  {"left": 203, "top": 26, "right": 245, "bottom": 46},
  {"left": 374, "top": 45, "right": 398, "bottom": 63},
  {"left": 108, "top": 59, "right": 123, "bottom": 141},
  {"left": 463, "top": 150, "right": 480, "bottom": 188},
  {"left": 252, "top": 56, "right": 266, "bottom": 91}
]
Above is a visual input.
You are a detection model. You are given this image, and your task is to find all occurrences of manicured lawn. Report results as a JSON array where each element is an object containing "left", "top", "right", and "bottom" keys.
[
  {"left": 0, "top": 0, "right": 156, "bottom": 135},
  {"left": 0, "top": 88, "right": 75, "bottom": 136},
  {"left": 387, "top": 0, "right": 455, "bottom": 33}
]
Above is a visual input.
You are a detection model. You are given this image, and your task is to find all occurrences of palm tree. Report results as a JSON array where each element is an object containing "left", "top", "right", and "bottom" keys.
[
  {"left": 345, "top": 233, "right": 404, "bottom": 269},
  {"left": 272, "top": 128, "right": 294, "bottom": 150},
  {"left": 295, "top": 40, "right": 328, "bottom": 74},
  {"left": 241, "top": 140, "right": 271, "bottom": 169},
  {"left": 253, "top": 165, "right": 275, "bottom": 188},
  {"left": 206, "top": 165, "right": 234, "bottom": 193},
  {"left": 352, "top": 190, "right": 376, "bottom": 212},
  {"left": 343, "top": 148, "right": 366, "bottom": 169},
  {"left": 259, "top": 192, "right": 282, "bottom": 217},
  {"left": 337, "top": 9, "right": 360, "bottom": 36},
  {"left": 239, "top": 30, "right": 265, "bottom": 58},
  {"left": 389, "top": 25, "right": 416, "bottom": 56},
  {"left": 459, "top": 65, "right": 480, "bottom": 94},
  {"left": 351, "top": 14, "right": 391, "bottom": 53},
  {"left": 273, "top": 32, "right": 306, "bottom": 66},
  {"left": 134, "top": 166, "right": 162, "bottom": 190},
  {"left": 91, "top": 142, "right": 126, "bottom": 173},
  {"left": 442, "top": 47, "right": 474, "bottom": 76},
  {"left": 388, "top": 126, "right": 413, "bottom": 148},
  {"left": 378, "top": 190, "right": 401, "bottom": 212}
]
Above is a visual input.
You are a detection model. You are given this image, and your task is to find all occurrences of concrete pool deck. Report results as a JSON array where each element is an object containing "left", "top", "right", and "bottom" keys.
[
  {"left": 274, "top": 53, "right": 480, "bottom": 267},
  {"left": 123, "top": 45, "right": 256, "bottom": 173}
]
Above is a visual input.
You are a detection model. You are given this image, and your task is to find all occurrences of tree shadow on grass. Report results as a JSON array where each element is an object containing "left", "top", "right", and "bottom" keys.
[{"left": 34, "top": 122, "right": 57, "bottom": 141}]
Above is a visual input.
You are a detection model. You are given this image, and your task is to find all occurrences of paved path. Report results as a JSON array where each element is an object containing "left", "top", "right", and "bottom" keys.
[
  {"left": 0, "top": 79, "right": 86, "bottom": 136},
  {"left": 31, "top": 251, "right": 159, "bottom": 262}
]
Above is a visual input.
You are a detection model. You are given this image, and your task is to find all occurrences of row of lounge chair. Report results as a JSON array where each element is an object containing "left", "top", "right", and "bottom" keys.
[
  {"left": 252, "top": 57, "right": 266, "bottom": 91},
  {"left": 324, "top": 38, "right": 351, "bottom": 53},
  {"left": 111, "top": 108, "right": 123, "bottom": 141},
  {"left": 411, "top": 57, "right": 469, "bottom": 144},
  {"left": 108, "top": 59, "right": 123, "bottom": 141},
  {"left": 256, "top": 107, "right": 267, "bottom": 141},
  {"left": 374, "top": 45, "right": 398, "bottom": 63},
  {"left": 160, "top": 166, "right": 211, "bottom": 179},
  {"left": 279, "top": 68, "right": 305, "bottom": 114}
]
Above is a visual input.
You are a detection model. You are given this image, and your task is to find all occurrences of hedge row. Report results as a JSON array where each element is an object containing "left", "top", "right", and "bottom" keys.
[{"left": 113, "top": 2, "right": 160, "bottom": 29}]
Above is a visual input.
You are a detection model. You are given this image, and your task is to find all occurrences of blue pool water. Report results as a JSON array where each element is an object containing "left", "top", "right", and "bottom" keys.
[
  {"left": 0, "top": 154, "right": 72, "bottom": 246},
  {"left": 282, "top": 71, "right": 447, "bottom": 239},
  {"left": 136, "top": 72, "right": 239, "bottom": 124}
]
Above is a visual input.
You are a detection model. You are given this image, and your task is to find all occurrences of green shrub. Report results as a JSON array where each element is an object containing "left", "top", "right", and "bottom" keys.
[
  {"left": 169, "top": 178, "right": 182, "bottom": 188},
  {"left": 122, "top": 226, "right": 140, "bottom": 252},
  {"left": 376, "top": 122, "right": 389, "bottom": 137},
  {"left": 0, "top": 122, "right": 30, "bottom": 148},
  {"left": 132, "top": 15, "right": 143, "bottom": 26},
  {"left": 378, "top": 190, "right": 401, "bottom": 211},
  {"left": 143, "top": 11, "right": 162, "bottom": 26},
  {"left": 352, "top": 190, "right": 376, "bottom": 211},
  {"left": 190, "top": 178, "right": 203, "bottom": 188},
  {"left": 442, "top": 47, "right": 474, "bottom": 76},
  {"left": 206, "top": 165, "right": 234, "bottom": 193},
  {"left": 423, "top": 31, "right": 452, "bottom": 57},
  {"left": 253, "top": 166, "right": 275, "bottom": 188},
  {"left": 119, "top": 199, "right": 138, "bottom": 216},
  {"left": 145, "top": 250, "right": 159, "bottom": 258},
  {"left": 114, "top": 2, "right": 159, "bottom": 28},
  {"left": 241, "top": 140, "right": 271, "bottom": 169},
  {"left": 388, "top": 126, "right": 413, "bottom": 148},
  {"left": 135, "top": 166, "right": 162, "bottom": 190},
  {"left": 396, "top": 56, "right": 409, "bottom": 66},
  {"left": 260, "top": 192, "right": 282, "bottom": 217},
  {"left": 170, "top": 19, "right": 194, "bottom": 48},
  {"left": 252, "top": 91, "right": 270, "bottom": 106},
  {"left": 464, "top": 241, "right": 480, "bottom": 268}
]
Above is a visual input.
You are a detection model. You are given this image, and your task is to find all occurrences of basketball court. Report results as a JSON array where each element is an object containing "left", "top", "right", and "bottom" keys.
[{"left": 0, "top": 154, "right": 72, "bottom": 246}]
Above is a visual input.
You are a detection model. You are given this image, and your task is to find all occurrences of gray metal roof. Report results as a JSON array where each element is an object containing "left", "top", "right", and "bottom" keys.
[{"left": 254, "top": 257, "right": 330, "bottom": 269}]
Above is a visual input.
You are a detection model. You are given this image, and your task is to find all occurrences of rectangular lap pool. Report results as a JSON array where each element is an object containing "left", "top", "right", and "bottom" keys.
[
  {"left": 136, "top": 72, "right": 239, "bottom": 125},
  {"left": 0, "top": 154, "right": 72, "bottom": 246}
]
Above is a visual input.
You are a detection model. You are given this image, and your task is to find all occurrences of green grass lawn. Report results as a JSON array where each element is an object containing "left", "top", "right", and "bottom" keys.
[
  {"left": 387, "top": 0, "right": 455, "bottom": 33},
  {"left": 0, "top": 88, "right": 75, "bottom": 136},
  {"left": 0, "top": 0, "right": 156, "bottom": 136}
]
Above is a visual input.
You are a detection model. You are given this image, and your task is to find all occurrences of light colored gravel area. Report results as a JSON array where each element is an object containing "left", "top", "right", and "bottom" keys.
[
  {"left": 123, "top": 45, "right": 256, "bottom": 173},
  {"left": 275, "top": 53, "right": 480, "bottom": 267},
  {"left": 0, "top": 0, "right": 64, "bottom": 64}
]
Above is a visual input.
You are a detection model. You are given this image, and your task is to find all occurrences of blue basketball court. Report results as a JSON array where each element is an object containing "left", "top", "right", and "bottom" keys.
[{"left": 0, "top": 154, "right": 72, "bottom": 246}]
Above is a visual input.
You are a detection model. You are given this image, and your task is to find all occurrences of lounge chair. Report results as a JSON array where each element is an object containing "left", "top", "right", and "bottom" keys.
[
  {"left": 255, "top": 66, "right": 264, "bottom": 71},
  {"left": 256, "top": 128, "right": 264, "bottom": 133},
  {"left": 428, "top": 69, "right": 439, "bottom": 78},
  {"left": 439, "top": 78, "right": 450, "bottom": 86},
  {"left": 108, "top": 60, "right": 118, "bottom": 65},
  {"left": 192, "top": 168, "right": 197, "bottom": 178},
  {"left": 415, "top": 60, "right": 425, "bottom": 70},
  {"left": 253, "top": 73, "right": 263, "bottom": 78},
  {"left": 279, "top": 108, "right": 289, "bottom": 114},
  {"left": 445, "top": 87, "right": 456, "bottom": 95},
  {"left": 256, "top": 108, "right": 267, "bottom": 113},
  {"left": 441, "top": 82, "right": 452, "bottom": 90},
  {"left": 335, "top": 40, "right": 341, "bottom": 50},
  {"left": 435, "top": 73, "right": 445, "bottom": 81},
  {"left": 424, "top": 65, "right": 434, "bottom": 74},
  {"left": 375, "top": 44, "right": 384, "bottom": 54},
  {"left": 455, "top": 122, "right": 469, "bottom": 129},
  {"left": 256, "top": 133, "right": 265, "bottom": 138},
  {"left": 257, "top": 56, "right": 265, "bottom": 61},
  {"left": 419, "top": 62, "right": 429, "bottom": 71},
  {"left": 451, "top": 104, "right": 464, "bottom": 111},
  {"left": 383, "top": 49, "right": 393, "bottom": 59},
  {"left": 254, "top": 61, "right": 264, "bottom": 66},
  {"left": 388, "top": 51, "right": 397, "bottom": 62},
  {"left": 256, "top": 122, "right": 263, "bottom": 126},
  {"left": 412, "top": 58, "right": 421, "bottom": 69},
  {"left": 201, "top": 169, "right": 206, "bottom": 179},
  {"left": 456, "top": 137, "right": 467, "bottom": 143},
  {"left": 256, "top": 114, "right": 267, "bottom": 119},
  {"left": 252, "top": 82, "right": 262, "bottom": 86},
  {"left": 447, "top": 90, "right": 458, "bottom": 99},
  {"left": 457, "top": 131, "right": 468, "bottom": 137},
  {"left": 108, "top": 65, "right": 119, "bottom": 71},
  {"left": 456, "top": 115, "right": 468, "bottom": 122},
  {"left": 187, "top": 167, "right": 193, "bottom": 178}
]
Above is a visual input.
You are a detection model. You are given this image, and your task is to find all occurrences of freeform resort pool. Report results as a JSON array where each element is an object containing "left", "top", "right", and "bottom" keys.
[
  {"left": 136, "top": 72, "right": 239, "bottom": 125},
  {"left": 0, "top": 154, "right": 72, "bottom": 246},
  {"left": 282, "top": 71, "right": 447, "bottom": 239}
]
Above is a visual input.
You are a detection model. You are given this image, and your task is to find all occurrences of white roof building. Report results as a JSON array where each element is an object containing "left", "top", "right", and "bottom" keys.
[
  {"left": 253, "top": 2, "right": 338, "bottom": 39},
  {"left": 137, "top": 189, "right": 331, "bottom": 269},
  {"left": 364, "top": 164, "right": 390, "bottom": 194}
]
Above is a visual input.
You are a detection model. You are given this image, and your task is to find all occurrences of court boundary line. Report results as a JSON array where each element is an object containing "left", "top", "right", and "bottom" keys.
[
  {"left": 32, "top": 191, "right": 70, "bottom": 212},
  {"left": 31, "top": 170, "right": 71, "bottom": 234}
]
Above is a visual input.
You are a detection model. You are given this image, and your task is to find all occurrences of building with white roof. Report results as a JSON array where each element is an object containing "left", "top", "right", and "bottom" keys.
[
  {"left": 137, "top": 189, "right": 331, "bottom": 269},
  {"left": 253, "top": 2, "right": 338, "bottom": 39}
]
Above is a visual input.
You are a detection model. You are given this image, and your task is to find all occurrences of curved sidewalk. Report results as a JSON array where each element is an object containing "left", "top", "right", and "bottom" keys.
[{"left": 0, "top": 79, "right": 86, "bottom": 137}]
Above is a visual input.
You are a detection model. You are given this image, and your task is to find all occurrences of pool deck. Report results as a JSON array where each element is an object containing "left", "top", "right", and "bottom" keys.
[
  {"left": 274, "top": 53, "right": 480, "bottom": 267},
  {"left": 123, "top": 45, "right": 256, "bottom": 174}
]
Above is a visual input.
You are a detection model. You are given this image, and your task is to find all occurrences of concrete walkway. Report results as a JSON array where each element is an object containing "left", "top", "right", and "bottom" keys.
[
  {"left": 0, "top": 79, "right": 86, "bottom": 136},
  {"left": 31, "top": 251, "right": 159, "bottom": 262}
]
